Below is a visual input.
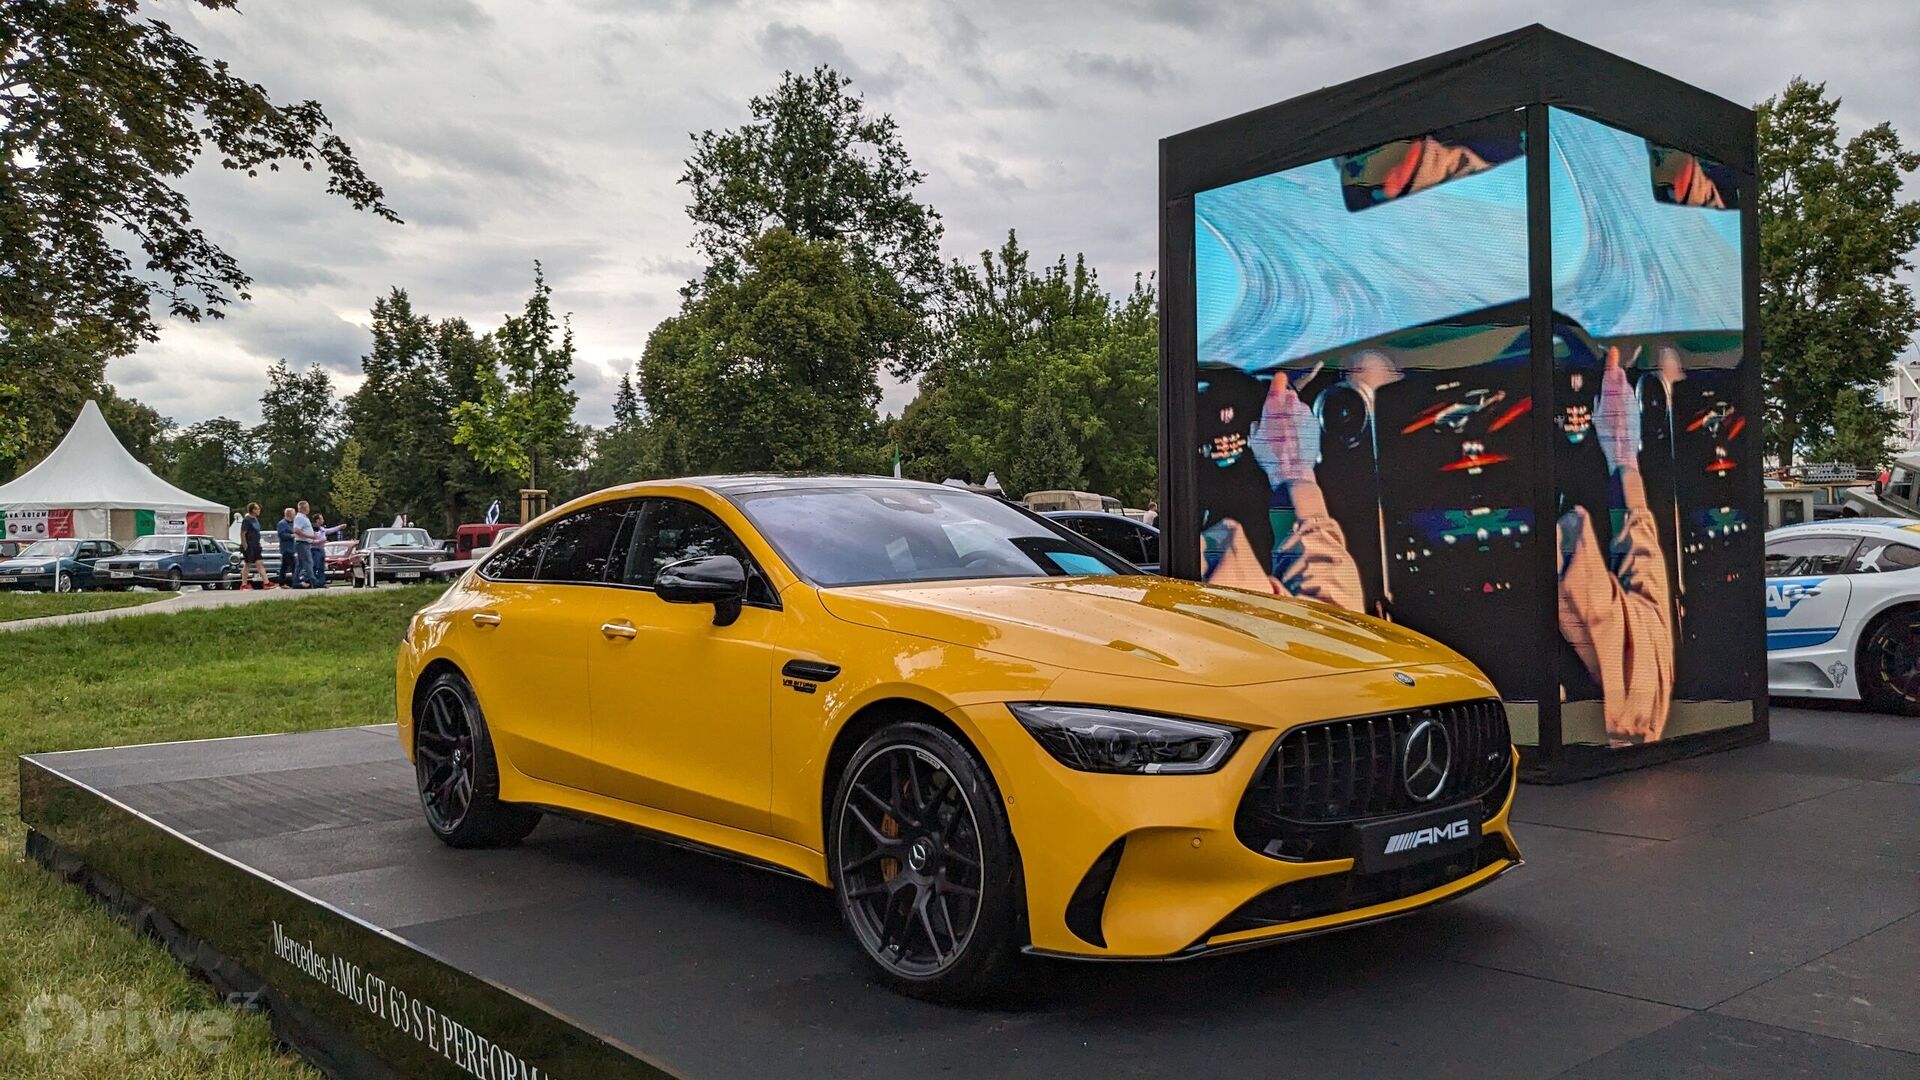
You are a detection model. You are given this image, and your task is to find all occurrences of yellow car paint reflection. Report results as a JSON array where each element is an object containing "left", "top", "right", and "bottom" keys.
[{"left": 396, "top": 477, "right": 1519, "bottom": 987}]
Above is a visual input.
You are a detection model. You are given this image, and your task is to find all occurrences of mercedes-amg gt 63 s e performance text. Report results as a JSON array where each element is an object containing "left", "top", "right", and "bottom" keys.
[{"left": 396, "top": 477, "right": 1521, "bottom": 1000}]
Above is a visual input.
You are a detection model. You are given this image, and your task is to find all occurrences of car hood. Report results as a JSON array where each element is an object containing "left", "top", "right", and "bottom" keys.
[{"left": 818, "top": 576, "right": 1464, "bottom": 687}]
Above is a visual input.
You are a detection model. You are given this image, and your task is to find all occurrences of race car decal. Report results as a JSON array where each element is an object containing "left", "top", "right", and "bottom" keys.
[
  {"left": 1765, "top": 577, "right": 1826, "bottom": 618},
  {"left": 1767, "top": 627, "right": 1841, "bottom": 650}
]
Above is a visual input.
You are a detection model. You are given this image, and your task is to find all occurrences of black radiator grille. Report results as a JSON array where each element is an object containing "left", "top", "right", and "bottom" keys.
[{"left": 1235, "top": 699, "right": 1513, "bottom": 862}]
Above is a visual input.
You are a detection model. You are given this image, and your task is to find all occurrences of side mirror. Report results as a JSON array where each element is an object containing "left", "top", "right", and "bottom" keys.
[{"left": 655, "top": 554, "right": 748, "bottom": 626}]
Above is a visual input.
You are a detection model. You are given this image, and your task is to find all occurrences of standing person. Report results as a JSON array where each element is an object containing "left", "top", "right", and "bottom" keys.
[
  {"left": 240, "top": 503, "right": 272, "bottom": 590},
  {"left": 276, "top": 508, "right": 297, "bottom": 587},
  {"left": 309, "top": 512, "right": 333, "bottom": 587},
  {"left": 292, "top": 500, "right": 316, "bottom": 588}
]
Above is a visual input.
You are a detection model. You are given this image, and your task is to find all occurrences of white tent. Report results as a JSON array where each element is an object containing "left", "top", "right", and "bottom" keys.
[{"left": 0, "top": 400, "right": 230, "bottom": 545}]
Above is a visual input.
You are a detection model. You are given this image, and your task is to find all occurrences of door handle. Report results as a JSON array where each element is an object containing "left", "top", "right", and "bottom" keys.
[
  {"left": 600, "top": 621, "right": 637, "bottom": 641},
  {"left": 471, "top": 612, "right": 502, "bottom": 628}
]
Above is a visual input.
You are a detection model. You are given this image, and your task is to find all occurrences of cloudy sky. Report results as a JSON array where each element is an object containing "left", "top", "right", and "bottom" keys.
[{"left": 118, "top": 0, "right": 1920, "bottom": 429}]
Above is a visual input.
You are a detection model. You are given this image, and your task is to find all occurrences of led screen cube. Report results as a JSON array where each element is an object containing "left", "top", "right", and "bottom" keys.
[{"left": 1158, "top": 26, "right": 1763, "bottom": 780}]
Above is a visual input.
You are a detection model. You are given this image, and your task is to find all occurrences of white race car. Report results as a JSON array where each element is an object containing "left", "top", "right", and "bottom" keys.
[{"left": 1766, "top": 518, "right": 1920, "bottom": 714}]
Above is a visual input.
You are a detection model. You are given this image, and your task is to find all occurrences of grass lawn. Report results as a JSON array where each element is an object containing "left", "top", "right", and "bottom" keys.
[
  {"left": 0, "top": 590, "right": 176, "bottom": 623},
  {"left": 1, "top": 584, "right": 440, "bottom": 1078}
]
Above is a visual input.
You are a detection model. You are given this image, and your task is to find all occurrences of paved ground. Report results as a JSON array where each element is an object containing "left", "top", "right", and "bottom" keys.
[
  {"left": 0, "top": 582, "right": 352, "bottom": 634},
  {"left": 24, "top": 704, "right": 1920, "bottom": 1078}
]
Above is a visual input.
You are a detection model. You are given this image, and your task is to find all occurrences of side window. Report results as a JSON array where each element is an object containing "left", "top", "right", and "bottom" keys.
[
  {"left": 535, "top": 501, "right": 632, "bottom": 584},
  {"left": 1137, "top": 526, "right": 1159, "bottom": 566},
  {"left": 1764, "top": 536, "right": 1858, "bottom": 577},
  {"left": 1072, "top": 517, "right": 1143, "bottom": 563},
  {"left": 622, "top": 499, "right": 774, "bottom": 604},
  {"left": 1889, "top": 468, "right": 1915, "bottom": 504},
  {"left": 76, "top": 543, "right": 97, "bottom": 559},
  {"left": 1850, "top": 540, "right": 1920, "bottom": 574},
  {"left": 482, "top": 525, "right": 548, "bottom": 581}
]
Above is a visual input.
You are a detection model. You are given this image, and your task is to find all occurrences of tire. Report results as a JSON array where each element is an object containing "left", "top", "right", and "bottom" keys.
[
  {"left": 165, "top": 568, "right": 183, "bottom": 592},
  {"left": 413, "top": 671, "right": 540, "bottom": 847},
  {"left": 54, "top": 571, "right": 72, "bottom": 593},
  {"left": 1859, "top": 607, "right": 1920, "bottom": 716},
  {"left": 828, "top": 721, "right": 1023, "bottom": 1003}
]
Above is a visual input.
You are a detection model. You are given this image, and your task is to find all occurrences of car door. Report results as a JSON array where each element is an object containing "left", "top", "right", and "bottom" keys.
[
  {"left": 1764, "top": 534, "right": 1858, "bottom": 651},
  {"left": 448, "top": 506, "right": 623, "bottom": 791},
  {"left": 586, "top": 496, "right": 780, "bottom": 833},
  {"left": 1065, "top": 514, "right": 1147, "bottom": 568}
]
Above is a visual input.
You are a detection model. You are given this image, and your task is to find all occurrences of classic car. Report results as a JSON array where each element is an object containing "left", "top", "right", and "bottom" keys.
[
  {"left": 324, "top": 539, "right": 361, "bottom": 581},
  {"left": 351, "top": 527, "right": 447, "bottom": 586},
  {"left": 0, "top": 538, "right": 122, "bottom": 592},
  {"left": 94, "top": 534, "right": 238, "bottom": 590}
]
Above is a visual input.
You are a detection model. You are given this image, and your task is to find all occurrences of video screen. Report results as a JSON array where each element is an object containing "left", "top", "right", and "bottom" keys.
[
  {"left": 1191, "top": 107, "right": 1754, "bottom": 750},
  {"left": 1547, "top": 107, "right": 1753, "bottom": 748},
  {"left": 1193, "top": 112, "right": 1543, "bottom": 738}
]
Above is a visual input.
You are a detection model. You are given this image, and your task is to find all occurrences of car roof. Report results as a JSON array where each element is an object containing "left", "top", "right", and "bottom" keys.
[
  {"left": 620, "top": 474, "right": 962, "bottom": 497},
  {"left": 1769, "top": 518, "right": 1920, "bottom": 540}
]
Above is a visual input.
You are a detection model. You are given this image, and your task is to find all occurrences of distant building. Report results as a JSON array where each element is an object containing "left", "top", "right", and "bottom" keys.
[{"left": 1881, "top": 360, "right": 1920, "bottom": 451}]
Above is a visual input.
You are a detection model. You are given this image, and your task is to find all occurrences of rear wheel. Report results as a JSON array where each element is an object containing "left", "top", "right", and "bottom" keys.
[
  {"left": 414, "top": 671, "right": 540, "bottom": 847},
  {"left": 1860, "top": 607, "right": 1920, "bottom": 716},
  {"left": 829, "top": 722, "right": 1023, "bottom": 1003}
]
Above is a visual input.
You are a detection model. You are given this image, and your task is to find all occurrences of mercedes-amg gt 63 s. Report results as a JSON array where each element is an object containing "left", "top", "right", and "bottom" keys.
[{"left": 396, "top": 477, "right": 1521, "bottom": 1000}]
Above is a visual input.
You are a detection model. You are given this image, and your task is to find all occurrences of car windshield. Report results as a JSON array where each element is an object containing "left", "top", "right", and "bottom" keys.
[
  {"left": 366, "top": 529, "right": 431, "bottom": 549},
  {"left": 735, "top": 486, "right": 1131, "bottom": 587},
  {"left": 19, "top": 540, "right": 78, "bottom": 558},
  {"left": 126, "top": 536, "right": 189, "bottom": 554}
]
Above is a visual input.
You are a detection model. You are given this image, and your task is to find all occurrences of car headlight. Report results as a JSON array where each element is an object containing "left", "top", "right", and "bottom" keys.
[
  {"left": 139, "top": 561, "right": 159, "bottom": 570},
  {"left": 1009, "top": 703, "right": 1244, "bottom": 775}
]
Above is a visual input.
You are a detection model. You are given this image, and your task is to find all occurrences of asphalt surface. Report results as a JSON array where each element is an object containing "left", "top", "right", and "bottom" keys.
[{"left": 23, "top": 704, "right": 1920, "bottom": 1078}]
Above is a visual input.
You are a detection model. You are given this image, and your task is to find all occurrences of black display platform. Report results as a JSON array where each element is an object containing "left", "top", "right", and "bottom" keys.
[{"left": 21, "top": 709, "right": 1920, "bottom": 1079}]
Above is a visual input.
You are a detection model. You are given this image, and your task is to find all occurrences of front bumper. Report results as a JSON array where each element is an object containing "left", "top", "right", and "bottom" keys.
[
  {"left": 0, "top": 573, "right": 55, "bottom": 589},
  {"left": 950, "top": 662, "right": 1522, "bottom": 959}
]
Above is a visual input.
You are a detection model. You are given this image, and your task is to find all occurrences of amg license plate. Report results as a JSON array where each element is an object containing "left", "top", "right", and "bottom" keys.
[{"left": 1352, "top": 801, "right": 1483, "bottom": 875}]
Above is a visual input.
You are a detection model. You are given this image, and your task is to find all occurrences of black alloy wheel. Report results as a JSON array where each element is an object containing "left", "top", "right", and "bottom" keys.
[
  {"left": 1861, "top": 608, "right": 1920, "bottom": 716},
  {"left": 413, "top": 671, "right": 540, "bottom": 847},
  {"left": 830, "top": 722, "right": 1022, "bottom": 1002}
]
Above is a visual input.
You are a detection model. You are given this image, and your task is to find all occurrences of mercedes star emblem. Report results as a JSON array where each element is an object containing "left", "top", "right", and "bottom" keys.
[
  {"left": 1402, "top": 719, "right": 1452, "bottom": 802},
  {"left": 1394, "top": 671, "right": 1416, "bottom": 686}
]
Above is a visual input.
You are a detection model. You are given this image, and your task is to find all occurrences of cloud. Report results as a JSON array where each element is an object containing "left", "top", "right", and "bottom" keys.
[
  {"left": 131, "top": 0, "right": 1917, "bottom": 435},
  {"left": 1064, "top": 50, "right": 1175, "bottom": 90}
]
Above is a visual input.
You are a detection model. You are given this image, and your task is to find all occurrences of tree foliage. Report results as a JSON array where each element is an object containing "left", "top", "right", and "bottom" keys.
[
  {"left": 0, "top": 0, "right": 397, "bottom": 353},
  {"left": 451, "top": 264, "right": 579, "bottom": 491},
  {"left": 327, "top": 437, "right": 377, "bottom": 525},
  {"left": 893, "top": 231, "right": 1158, "bottom": 503},
  {"left": 682, "top": 66, "right": 943, "bottom": 378},
  {"left": 639, "top": 228, "right": 899, "bottom": 474},
  {"left": 1759, "top": 78, "right": 1920, "bottom": 464},
  {"left": 255, "top": 360, "right": 337, "bottom": 513},
  {"left": 164, "top": 416, "right": 254, "bottom": 511}
]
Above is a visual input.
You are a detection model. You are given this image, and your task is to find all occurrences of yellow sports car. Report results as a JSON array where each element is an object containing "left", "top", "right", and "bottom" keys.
[{"left": 396, "top": 476, "right": 1520, "bottom": 1000}]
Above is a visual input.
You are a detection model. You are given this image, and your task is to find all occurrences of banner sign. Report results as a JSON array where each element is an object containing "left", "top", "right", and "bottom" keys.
[{"left": 4, "top": 510, "right": 74, "bottom": 540}]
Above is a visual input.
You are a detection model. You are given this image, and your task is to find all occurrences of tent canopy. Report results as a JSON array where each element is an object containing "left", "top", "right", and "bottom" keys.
[{"left": 0, "top": 400, "right": 226, "bottom": 514}]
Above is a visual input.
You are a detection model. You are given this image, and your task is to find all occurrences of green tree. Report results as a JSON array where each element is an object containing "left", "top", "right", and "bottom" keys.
[
  {"left": 95, "top": 382, "right": 171, "bottom": 466},
  {"left": 639, "top": 228, "right": 900, "bottom": 473},
  {"left": 163, "top": 416, "right": 256, "bottom": 510},
  {"left": 327, "top": 437, "right": 378, "bottom": 528},
  {"left": 1, "top": 0, "right": 397, "bottom": 354},
  {"left": 893, "top": 232, "right": 1158, "bottom": 503},
  {"left": 344, "top": 290, "right": 484, "bottom": 530},
  {"left": 255, "top": 360, "right": 337, "bottom": 512},
  {"left": 0, "top": 317, "right": 173, "bottom": 478},
  {"left": 451, "top": 264, "right": 579, "bottom": 492},
  {"left": 1806, "top": 386, "right": 1900, "bottom": 469},
  {"left": 1759, "top": 78, "right": 1920, "bottom": 465},
  {"left": 682, "top": 66, "right": 943, "bottom": 378}
]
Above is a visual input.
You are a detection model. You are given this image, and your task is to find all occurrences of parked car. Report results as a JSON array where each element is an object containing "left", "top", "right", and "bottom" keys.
[
  {"left": 1766, "top": 518, "right": 1920, "bottom": 715},
  {"left": 428, "top": 526, "right": 517, "bottom": 582},
  {"left": 1842, "top": 452, "right": 1920, "bottom": 518},
  {"left": 396, "top": 476, "right": 1519, "bottom": 1001},
  {"left": 324, "top": 539, "right": 360, "bottom": 581},
  {"left": 1023, "top": 489, "right": 1122, "bottom": 514},
  {"left": 94, "top": 534, "right": 237, "bottom": 590},
  {"left": 217, "top": 539, "right": 245, "bottom": 586},
  {"left": 1044, "top": 510, "right": 1160, "bottom": 573},
  {"left": 351, "top": 527, "right": 446, "bottom": 587},
  {"left": 0, "top": 538, "right": 123, "bottom": 592},
  {"left": 454, "top": 522, "right": 516, "bottom": 559}
]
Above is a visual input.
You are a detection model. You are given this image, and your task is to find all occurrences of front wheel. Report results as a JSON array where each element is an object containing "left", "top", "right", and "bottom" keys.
[
  {"left": 414, "top": 671, "right": 540, "bottom": 847},
  {"left": 54, "top": 571, "right": 72, "bottom": 593},
  {"left": 1860, "top": 608, "right": 1920, "bottom": 716},
  {"left": 828, "top": 721, "right": 1023, "bottom": 1003},
  {"left": 165, "top": 568, "right": 183, "bottom": 592}
]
